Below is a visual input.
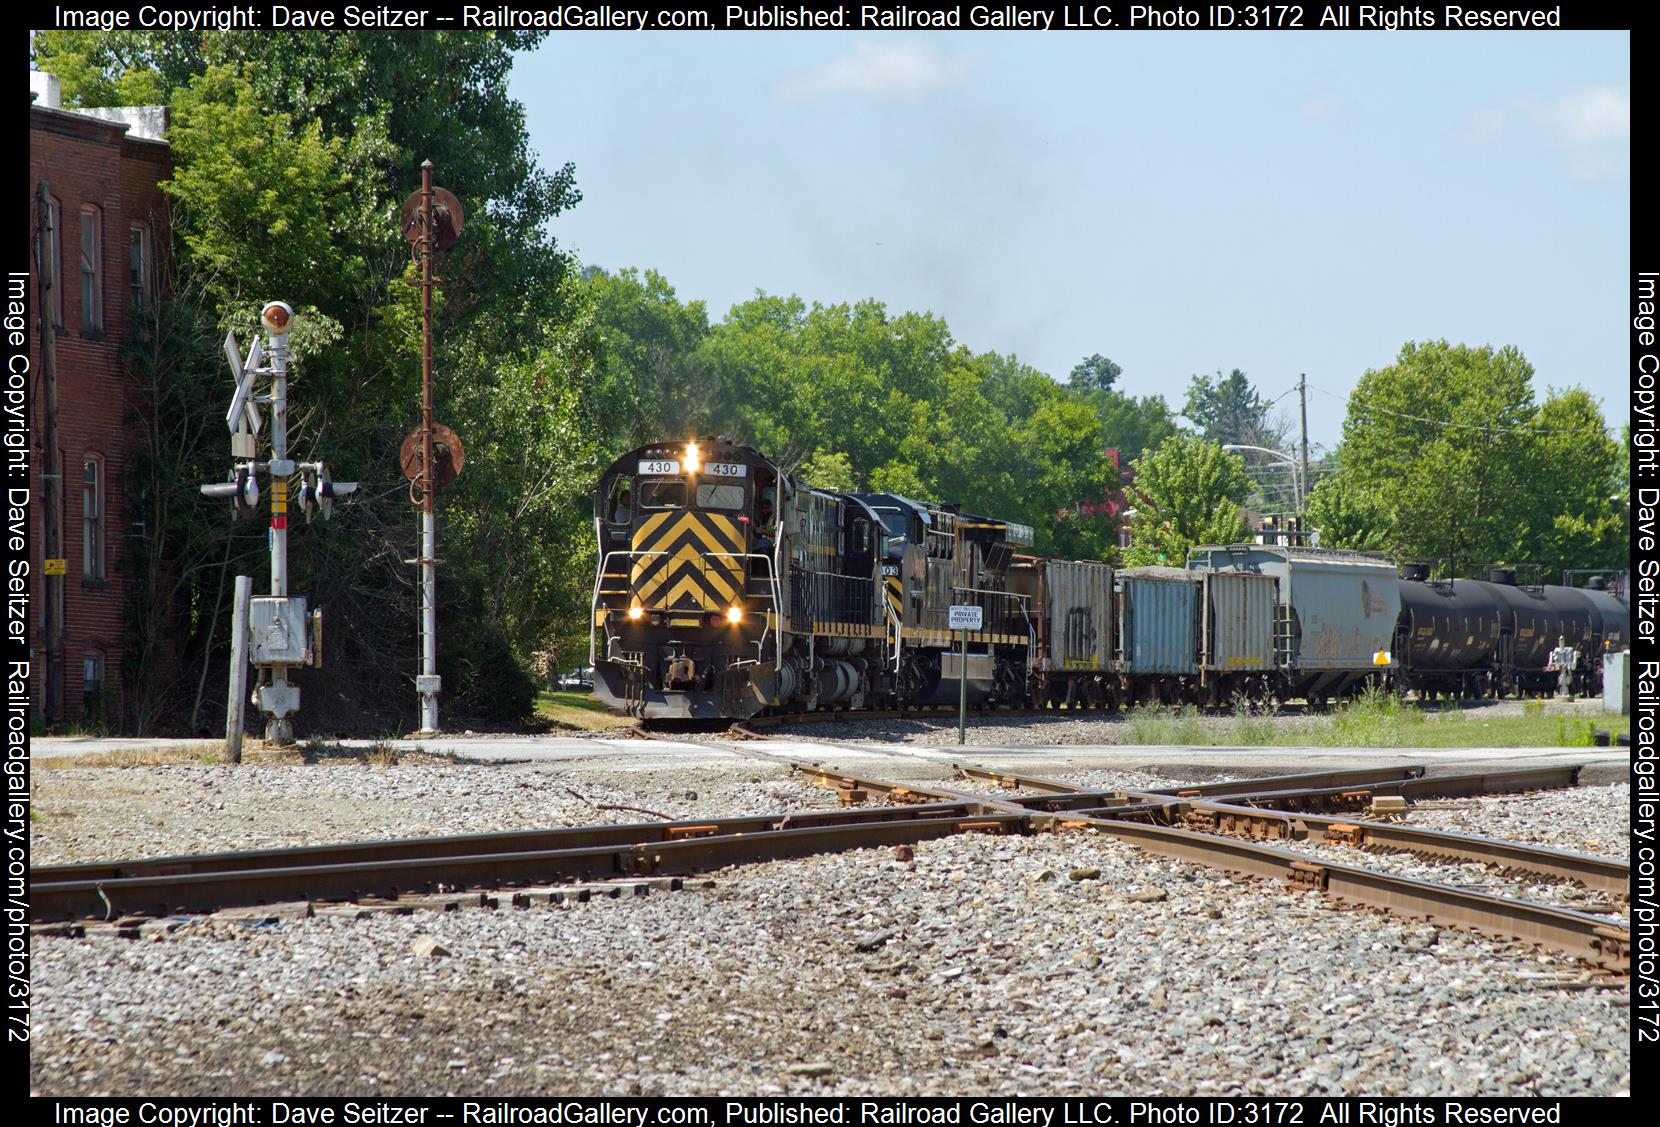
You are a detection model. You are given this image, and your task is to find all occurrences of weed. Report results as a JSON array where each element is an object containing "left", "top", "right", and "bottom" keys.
[
  {"left": 365, "top": 740, "right": 400, "bottom": 768},
  {"left": 1522, "top": 699, "right": 1545, "bottom": 719},
  {"left": 1172, "top": 704, "right": 1203, "bottom": 746},
  {"left": 1229, "top": 694, "right": 1278, "bottom": 745},
  {"left": 1125, "top": 703, "right": 1168, "bottom": 745}
]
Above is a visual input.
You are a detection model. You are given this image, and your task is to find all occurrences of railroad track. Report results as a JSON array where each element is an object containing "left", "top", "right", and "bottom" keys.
[
  {"left": 30, "top": 741, "right": 1630, "bottom": 972},
  {"left": 789, "top": 760, "right": 1630, "bottom": 971}
]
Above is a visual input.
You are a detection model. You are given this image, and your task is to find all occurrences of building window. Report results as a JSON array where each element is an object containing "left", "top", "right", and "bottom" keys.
[
  {"left": 82, "top": 651, "right": 106, "bottom": 720},
  {"left": 80, "top": 205, "right": 102, "bottom": 333},
  {"left": 129, "top": 224, "right": 150, "bottom": 307},
  {"left": 83, "top": 456, "right": 105, "bottom": 580},
  {"left": 43, "top": 197, "right": 64, "bottom": 328}
]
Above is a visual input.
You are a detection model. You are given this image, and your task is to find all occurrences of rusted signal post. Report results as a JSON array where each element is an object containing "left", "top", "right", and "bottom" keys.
[{"left": 400, "top": 161, "right": 465, "bottom": 735}]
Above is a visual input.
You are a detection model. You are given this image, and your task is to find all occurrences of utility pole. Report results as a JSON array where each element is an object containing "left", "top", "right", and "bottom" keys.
[
  {"left": 1298, "top": 372, "right": 1311, "bottom": 532},
  {"left": 202, "top": 301, "right": 356, "bottom": 747},
  {"left": 35, "top": 184, "right": 64, "bottom": 724},
  {"left": 399, "top": 162, "right": 465, "bottom": 736}
]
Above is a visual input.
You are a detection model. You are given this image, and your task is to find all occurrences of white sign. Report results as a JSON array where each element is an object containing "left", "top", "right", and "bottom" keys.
[
  {"left": 948, "top": 604, "right": 983, "bottom": 631},
  {"left": 637, "top": 459, "right": 681, "bottom": 476},
  {"left": 703, "top": 462, "right": 748, "bottom": 478}
]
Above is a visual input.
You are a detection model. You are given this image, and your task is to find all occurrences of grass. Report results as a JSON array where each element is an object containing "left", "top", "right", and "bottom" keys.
[
  {"left": 1229, "top": 694, "right": 1280, "bottom": 745},
  {"left": 1115, "top": 691, "right": 1630, "bottom": 749},
  {"left": 37, "top": 738, "right": 460, "bottom": 770},
  {"left": 34, "top": 743, "right": 226, "bottom": 770},
  {"left": 535, "top": 689, "right": 628, "bottom": 731},
  {"left": 1125, "top": 702, "right": 1204, "bottom": 745}
]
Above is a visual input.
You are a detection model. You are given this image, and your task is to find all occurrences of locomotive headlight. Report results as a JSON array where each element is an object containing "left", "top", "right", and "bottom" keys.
[
  {"left": 726, "top": 606, "right": 743, "bottom": 624},
  {"left": 627, "top": 606, "right": 644, "bottom": 621},
  {"left": 684, "top": 442, "right": 700, "bottom": 473}
]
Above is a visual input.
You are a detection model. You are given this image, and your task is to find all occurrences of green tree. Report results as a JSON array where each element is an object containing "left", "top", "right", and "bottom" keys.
[
  {"left": 1337, "top": 341, "right": 1538, "bottom": 576},
  {"left": 800, "top": 450, "right": 857, "bottom": 492},
  {"left": 1076, "top": 389, "right": 1180, "bottom": 465},
  {"left": 1304, "top": 464, "right": 1390, "bottom": 553},
  {"left": 41, "top": 31, "right": 586, "bottom": 731},
  {"left": 1183, "top": 368, "right": 1286, "bottom": 451},
  {"left": 1122, "top": 436, "right": 1250, "bottom": 567},
  {"left": 1068, "top": 353, "right": 1121, "bottom": 393},
  {"left": 1526, "top": 389, "right": 1627, "bottom": 576}
]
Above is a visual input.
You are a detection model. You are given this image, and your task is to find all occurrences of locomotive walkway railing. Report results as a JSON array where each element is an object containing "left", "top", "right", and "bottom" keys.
[{"left": 591, "top": 548, "right": 784, "bottom": 668}]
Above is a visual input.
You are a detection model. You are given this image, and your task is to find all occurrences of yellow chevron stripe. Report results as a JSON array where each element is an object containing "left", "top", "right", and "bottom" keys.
[
  {"left": 659, "top": 571, "right": 717, "bottom": 611},
  {"left": 633, "top": 510, "right": 674, "bottom": 544},
  {"left": 704, "top": 514, "right": 745, "bottom": 555},
  {"left": 636, "top": 546, "right": 702, "bottom": 602}
]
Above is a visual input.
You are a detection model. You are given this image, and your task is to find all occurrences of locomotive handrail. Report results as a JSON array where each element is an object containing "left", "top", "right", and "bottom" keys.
[
  {"left": 885, "top": 598, "right": 903, "bottom": 672},
  {"left": 704, "top": 552, "right": 784, "bottom": 667},
  {"left": 590, "top": 548, "right": 782, "bottom": 669},
  {"left": 588, "top": 549, "right": 669, "bottom": 665}
]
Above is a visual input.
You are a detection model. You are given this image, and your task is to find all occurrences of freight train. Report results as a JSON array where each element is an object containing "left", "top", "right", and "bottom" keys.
[{"left": 589, "top": 437, "right": 1626, "bottom": 720}]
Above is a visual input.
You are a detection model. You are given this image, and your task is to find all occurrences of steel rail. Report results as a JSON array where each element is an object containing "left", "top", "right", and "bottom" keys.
[
  {"left": 849, "top": 760, "right": 1630, "bottom": 969},
  {"left": 30, "top": 803, "right": 989, "bottom": 885},
  {"left": 949, "top": 763, "right": 1626, "bottom": 893},
  {"left": 1166, "top": 799, "right": 1629, "bottom": 896},
  {"left": 781, "top": 763, "right": 1629, "bottom": 968},
  {"left": 1200, "top": 767, "right": 1586, "bottom": 812},
  {"left": 31, "top": 813, "right": 1030, "bottom": 922},
  {"left": 1054, "top": 808, "right": 1628, "bottom": 969},
  {"left": 953, "top": 764, "right": 1427, "bottom": 797}
]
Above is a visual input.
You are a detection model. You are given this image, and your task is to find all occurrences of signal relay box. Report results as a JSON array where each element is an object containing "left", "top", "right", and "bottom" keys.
[{"left": 250, "top": 596, "right": 311, "bottom": 665}]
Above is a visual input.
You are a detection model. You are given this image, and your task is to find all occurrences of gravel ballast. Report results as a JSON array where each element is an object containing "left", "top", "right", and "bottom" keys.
[
  {"left": 29, "top": 761, "right": 839, "bottom": 865},
  {"left": 27, "top": 743, "right": 1630, "bottom": 1097},
  {"left": 30, "top": 831, "right": 1627, "bottom": 1097}
]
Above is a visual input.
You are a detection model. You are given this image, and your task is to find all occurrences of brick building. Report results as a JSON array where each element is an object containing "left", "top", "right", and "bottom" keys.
[{"left": 28, "top": 72, "right": 170, "bottom": 728}]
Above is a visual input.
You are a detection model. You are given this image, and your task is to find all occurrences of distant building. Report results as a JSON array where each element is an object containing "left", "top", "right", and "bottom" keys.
[{"left": 28, "top": 71, "right": 171, "bottom": 727}]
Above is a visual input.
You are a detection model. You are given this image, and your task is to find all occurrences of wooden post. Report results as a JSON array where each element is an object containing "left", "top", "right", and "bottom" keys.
[{"left": 225, "top": 575, "right": 252, "bottom": 764}]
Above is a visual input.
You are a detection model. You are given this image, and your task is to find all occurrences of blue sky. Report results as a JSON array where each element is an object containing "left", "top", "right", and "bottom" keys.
[{"left": 510, "top": 31, "right": 1630, "bottom": 449}]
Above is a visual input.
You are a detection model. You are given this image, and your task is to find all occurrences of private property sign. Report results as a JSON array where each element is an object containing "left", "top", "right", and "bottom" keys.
[{"left": 948, "top": 604, "right": 982, "bottom": 631}]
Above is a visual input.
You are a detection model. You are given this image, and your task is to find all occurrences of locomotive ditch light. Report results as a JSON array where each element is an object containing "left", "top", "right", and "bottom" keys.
[
  {"left": 726, "top": 606, "right": 743, "bottom": 624},
  {"left": 684, "top": 441, "right": 700, "bottom": 473},
  {"left": 627, "top": 606, "right": 644, "bottom": 621}
]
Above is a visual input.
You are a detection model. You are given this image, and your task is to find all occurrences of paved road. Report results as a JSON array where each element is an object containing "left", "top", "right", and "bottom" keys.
[{"left": 32, "top": 733, "right": 1628, "bottom": 782}]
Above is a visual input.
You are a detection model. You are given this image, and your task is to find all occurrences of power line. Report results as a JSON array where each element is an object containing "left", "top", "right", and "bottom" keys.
[{"left": 1313, "top": 385, "right": 1615, "bottom": 436}]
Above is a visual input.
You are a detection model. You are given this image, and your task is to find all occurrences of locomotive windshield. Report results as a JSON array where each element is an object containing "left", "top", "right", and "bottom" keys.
[
  {"left": 638, "top": 480, "right": 686, "bottom": 509},
  {"left": 870, "top": 507, "right": 908, "bottom": 538},
  {"left": 696, "top": 482, "right": 745, "bottom": 510}
]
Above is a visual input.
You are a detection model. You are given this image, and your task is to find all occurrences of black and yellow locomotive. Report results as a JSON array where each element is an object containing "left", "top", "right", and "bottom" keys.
[{"left": 590, "top": 437, "right": 1034, "bottom": 719}]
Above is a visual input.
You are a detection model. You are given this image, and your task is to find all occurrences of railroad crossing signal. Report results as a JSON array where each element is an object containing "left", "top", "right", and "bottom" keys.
[{"left": 199, "top": 300, "right": 358, "bottom": 752}]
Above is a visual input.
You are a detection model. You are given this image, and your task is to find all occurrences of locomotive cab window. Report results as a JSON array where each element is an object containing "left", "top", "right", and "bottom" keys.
[
  {"left": 638, "top": 480, "right": 686, "bottom": 509},
  {"left": 696, "top": 483, "right": 745, "bottom": 510},
  {"left": 607, "top": 478, "right": 634, "bottom": 524}
]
